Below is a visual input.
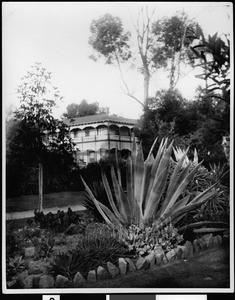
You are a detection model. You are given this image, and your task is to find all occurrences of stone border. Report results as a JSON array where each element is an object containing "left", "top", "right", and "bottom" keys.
[{"left": 7, "top": 233, "right": 227, "bottom": 288}]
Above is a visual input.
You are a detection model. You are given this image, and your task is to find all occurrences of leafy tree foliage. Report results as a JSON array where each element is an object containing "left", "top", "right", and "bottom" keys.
[
  {"left": 89, "top": 9, "right": 197, "bottom": 104},
  {"left": 135, "top": 87, "right": 228, "bottom": 166},
  {"left": 89, "top": 13, "right": 131, "bottom": 64},
  {"left": 151, "top": 12, "right": 197, "bottom": 89},
  {"left": 63, "top": 99, "right": 109, "bottom": 119},
  {"left": 189, "top": 26, "right": 230, "bottom": 133},
  {"left": 6, "top": 63, "right": 76, "bottom": 198},
  {"left": 135, "top": 89, "right": 199, "bottom": 157}
]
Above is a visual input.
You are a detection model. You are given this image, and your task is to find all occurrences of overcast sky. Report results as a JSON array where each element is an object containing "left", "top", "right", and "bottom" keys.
[{"left": 2, "top": 2, "right": 232, "bottom": 119}]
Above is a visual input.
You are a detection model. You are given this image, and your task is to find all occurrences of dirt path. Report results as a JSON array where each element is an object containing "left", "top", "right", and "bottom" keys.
[{"left": 80, "top": 246, "right": 230, "bottom": 289}]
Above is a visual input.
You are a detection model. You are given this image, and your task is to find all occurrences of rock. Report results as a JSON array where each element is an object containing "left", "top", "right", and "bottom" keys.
[
  {"left": 97, "top": 266, "right": 111, "bottom": 280},
  {"left": 213, "top": 235, "right": 223, "bottom": 246},
  {"left": 193, "top": 239, "right": 200, "bottom": 254},
  {"left": 118, "top": 258, "right": 127, "bottom": 275},
  {"left": 136, "top": 256, "right": 149, "bottom": 270},
  {"left": 166, "top": 249, "right": 177, "bottom": 262},
  {"left": 55, "top": 275, "right": 73, "bottom": 288},
  {"left": 179, "top": 241, "right": 194, "bottom": 259},
  {"left": 24, "top": 274, "right": 42, "bottom": 288},
  {"left": 145, "top": 252, "right": 156, "bottom": 267},
  {"left": 28, "top": 260, "right": 50, "bottom": 275},
  {"left": 24, "top": 247, "right": 35, "bottom": 258},
  {"left": 174, "top": 246, "right": 183, "bottom": 259},
  {"left": 73, "top": 271, "right": 86, "bottom": 287},
  {"left": 197, "top": 237, "right": 207, "bottom": 250},
  {"left": 87, "top": 270, "right": 96, "bottom": 283},
  {"left": 23, "top": 276, "right": 33, "bottom": 288},
  {"left": 125, "top": 258, "right": 136, "bottom": 272},
  {"left": 39, "top": 275, "right": 55, "bottom": 288},
  {"left": 154, "top": 246, "right": 165, "bottom": 265},
  {"left": 223, "top": 234, "right": 229, "bottom": 244},
  {"left": 184, "top": 241, "right": 194, "bottom": 258},
  {"left": 178, "top": 245, "right": 187, "bottom": 259},
  {"left": 203, "top": 233, "right": 213, "bottom": 248},
  {"left": 107, "top": 261, "right": 120, "bottom": 278}
]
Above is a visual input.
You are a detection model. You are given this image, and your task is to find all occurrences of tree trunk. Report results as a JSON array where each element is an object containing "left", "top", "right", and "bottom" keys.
[
  {"left": 169, "top": 55, "right": 176, "bottom": 89},
  {"left": 143, "top": 70, "right": 150, "bottom": 104},
  {"left": 38, "top": 162, "right": 43, "bottom": 212}
]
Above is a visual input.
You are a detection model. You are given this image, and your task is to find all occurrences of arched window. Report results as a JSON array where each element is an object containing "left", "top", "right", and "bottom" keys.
[
  {"left": 97, "top": 125, "right": 108, "bottom": 136},
  {"left": 109, "top": 125, "right": 119, "bottom": 135},
  {"left": 120, "top": 126, "right": 130, "bottom": 136}
]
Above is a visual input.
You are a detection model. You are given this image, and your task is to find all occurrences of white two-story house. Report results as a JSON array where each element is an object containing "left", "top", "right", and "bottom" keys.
[{"left": 64, "top": 114, "right": 138, "bottom": 164}]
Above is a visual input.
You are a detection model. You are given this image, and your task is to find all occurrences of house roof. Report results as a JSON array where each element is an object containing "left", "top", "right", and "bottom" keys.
[{"left": 63, "top": 114, "right": 138, "bottom": 127}]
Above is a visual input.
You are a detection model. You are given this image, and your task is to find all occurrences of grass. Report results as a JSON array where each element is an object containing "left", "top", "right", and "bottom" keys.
[{"left": 6, "top": 191, "right": 86, "bottom": 213}]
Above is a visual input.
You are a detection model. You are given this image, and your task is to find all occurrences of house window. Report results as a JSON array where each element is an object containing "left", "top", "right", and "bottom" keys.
[
  {"left": 85, "top": 129, "right": 90, "bottom": 137},
  {"left": 109, "top": 125, "right": 119, "bottom": 135}
]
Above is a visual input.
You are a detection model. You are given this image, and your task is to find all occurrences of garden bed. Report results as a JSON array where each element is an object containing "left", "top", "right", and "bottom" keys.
[{"left": 5, "top": 207, "right": 230, "bottom": 290}]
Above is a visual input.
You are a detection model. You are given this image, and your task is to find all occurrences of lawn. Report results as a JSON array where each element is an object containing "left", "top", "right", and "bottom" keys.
[
  {"left": 6, "top": 191, "right": 86, "bottom": 213},
  {"left": 80, "top": 246, "right": 230, "bottom": 288}
]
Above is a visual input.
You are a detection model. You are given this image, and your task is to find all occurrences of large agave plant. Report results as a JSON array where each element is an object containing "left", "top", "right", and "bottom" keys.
[{"left": 81, "top": 138, "right": 219, "bottom": 230}]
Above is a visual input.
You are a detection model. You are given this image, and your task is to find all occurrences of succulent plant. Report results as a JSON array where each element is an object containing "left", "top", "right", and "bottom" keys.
[{"left": 81, "top": 137, "right": 219, "bottom": 230}]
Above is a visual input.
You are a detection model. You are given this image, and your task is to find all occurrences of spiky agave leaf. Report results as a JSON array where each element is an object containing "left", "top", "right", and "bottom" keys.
[
  {"left": 159, "top": 161, "right": 204, "bottom": 218},
  {"left": 140, "top": 156, "right": 154, "bottom": 218},
  {"left": 155, "top": 183, "right": 218, "bottom": 230},
  {"left": 110, "top": 165, "right": 131, "bottom": 224},
  {"left": 81, "top": 175, "right": 124, "bottom": 229},
  {"left": 146, "top": 136, "right": 158, "bottom": 161},
  {"left": 126, "top": 154, "right": 135, "bottom": 221},
  {"left": 115, "top": 147, "right": 122, "bottom": 187},
  {"left": 143, "top": 141, "right": 173, "bottom": 224},
  {"left": 101, "top": 168, "right": 126, "bottom": 224},
  {"left": 143, "top": 138, "right": 168, "bottom": 211},
  {"left": 155, "top": 148, "right": 190, "bottom": 218},
  {"left": 193, "top": 148, "right": 199, "bottom": 164},
  {"left": 80, "top": 176, "right": 114, "bottom": 227},
  {"left": 134, "top": 142, "right": 145, "bottom": 219}
]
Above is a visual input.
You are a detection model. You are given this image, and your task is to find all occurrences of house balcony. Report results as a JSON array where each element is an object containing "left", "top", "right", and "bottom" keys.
[{"left": 72, "top": 134, "right": 132, "bottom": 143}]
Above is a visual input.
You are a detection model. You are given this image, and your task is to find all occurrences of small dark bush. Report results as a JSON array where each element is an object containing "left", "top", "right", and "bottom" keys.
[{"left": 33, "top": 207, "right": 82, "bottom": 233}]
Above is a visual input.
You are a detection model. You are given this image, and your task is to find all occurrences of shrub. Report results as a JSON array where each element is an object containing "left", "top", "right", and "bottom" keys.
[
  {"left": 50, "top": 234, "right": 129, "bottom": 279},
  {"left": 177, "top": 160, "right": 229, "bottom": 224},
  {"left": 33, "top": 207, "right": 82, "bottom": 233}
]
